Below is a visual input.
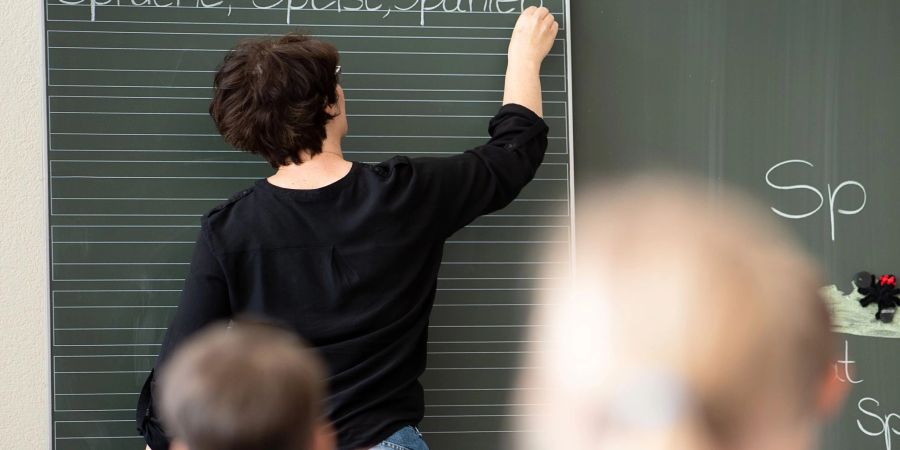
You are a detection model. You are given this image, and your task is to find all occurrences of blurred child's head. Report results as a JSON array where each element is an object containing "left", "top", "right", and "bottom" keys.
[
  {"left": 160, "top": 320, "right": 334, "bottom": 450},
  {"left": 519, "top": 175, "right": 844, "bottom": 450}
]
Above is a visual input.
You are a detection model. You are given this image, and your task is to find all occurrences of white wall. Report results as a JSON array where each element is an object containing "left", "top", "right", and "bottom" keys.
[{"left": 0, "top": 1, "right": 51, "bottom": 448}]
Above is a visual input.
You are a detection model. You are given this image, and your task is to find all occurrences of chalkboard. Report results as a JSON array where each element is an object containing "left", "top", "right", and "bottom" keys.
[
  {"left": 570, "top": 1, "right": 900, "bottom": 449},
  {"left": 44, "top": 1, "right": 572, "bottom": 449}
]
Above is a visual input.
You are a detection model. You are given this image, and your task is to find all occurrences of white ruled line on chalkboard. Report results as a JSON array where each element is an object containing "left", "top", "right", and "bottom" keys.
[
  {"left": 54, "top": 414, "right": 533, "bottom": 426},
  {"left": 50, "top": 45, "right": 565, "bottom": 57},
  {"left": 53, "top": 408, "right": 134, "bottom": 412},
  {"left": 50, "top": 340, "right": 545, "bottom": 347},
  {"left": 49, "top": 69, "right": 563, "bottom": 76},
  {"left": 47, "top": 85, "right": 565, "bottom": 93},
  {"left": 53, "top": 343, "right": 163, "bottom": 347},
  {"left": 49, "top": 224, "right": 568, "bottom": 228},
  {"left": 49, "top": 161, "right": 570, "bottom": 165},
  {"left": 53, "top": 367, "right": 534, "bottom": 374},
  {"left": 424, "top": 388, "right": 542, "bottom": 391},
  {"left": 54, "top": 367, "right": 534, "bottom": 374},
  {"left": 50, "top": 239, "right": 566, "bottom": 244},
  {"left": 48, "top": 29, "right": 568, "bottom": 41},
  {"left": 52, "top": 280, "right": 560, "bottom": 285},
  {"left": 50, "top": 132, "right": 566, "bottom": 137},
  {"left": 49, "top": 112, "right": 567, "bottom": 119},
  {"left": 51, "top": 432, "right": 535, "bottom": 439},
  {"left": 52, "top": 350, "right": 538, "bottom": 358},
  {"left": 48, "top": 150, "right": 569, "bottom": 157},
  {"left": 54, "top": 419, "right": 138, "bottom": 424},
  {"left": 49, "top": 95, "right": 568, "bottom": 102},
  {"left": 45, "top": 18, "right": 555, "bottom": 31},
  {"left": 53, "top": 392, "right": 143, "bottom": 396},
  {"left": 47, "top": 150, "right": 571, "bottom": 155},
  {"left": 50, "top": 287, "right": 561, "bottom": 293},
  {"left": 51, "top": 403, "right": 547, "bottom": 411},
  {"left": 423, "top": 430, "right": 537, "bottom": 434},
  {"left": 48, "top": 213, "right": 567, "bottom": 217},
  {"left": 424, "top": 414, "right": 530, "bottom": 418},
  {"left": 55, "top": 436, "right": 142, "bottom": 440},
  {"left": 55, "top": 325, "right": 543, "bottom": 331},
  {"left": 50, "top": 303, "right": 551, "bottom": 308},
  {"left": 48, "top": 224, "right": 567, "bottom": 230},
  {"left": 46, "top": 174, "right": 566, "bottom": 183},
  {"left": 50, "top": 278, "right": 557, "bottom": 283}
]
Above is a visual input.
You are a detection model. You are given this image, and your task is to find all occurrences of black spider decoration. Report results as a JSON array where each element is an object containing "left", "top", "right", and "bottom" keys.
[{"left": 857, "top": 273, "right": 900, "bottom": 323}]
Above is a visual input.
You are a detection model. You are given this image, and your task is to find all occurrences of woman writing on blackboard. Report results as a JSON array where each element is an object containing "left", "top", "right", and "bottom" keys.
[{"left": 137, "top": 7, "right": 559, "bottom": 450}]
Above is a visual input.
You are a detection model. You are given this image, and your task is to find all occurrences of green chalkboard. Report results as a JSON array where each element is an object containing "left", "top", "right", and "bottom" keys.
[
  {"left": 45, "top": 1, "right": 572, "bottom": 449},
  {"left": 571, "top": 1, "right": 900, "bottom": 449}
]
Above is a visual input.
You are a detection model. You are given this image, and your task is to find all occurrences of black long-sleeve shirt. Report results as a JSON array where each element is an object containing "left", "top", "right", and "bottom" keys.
[{"left": 136, "top": 104, "right": 549, "bottom": 450}]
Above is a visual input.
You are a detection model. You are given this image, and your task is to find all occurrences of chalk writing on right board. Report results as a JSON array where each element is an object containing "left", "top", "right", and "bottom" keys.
[
  {"left": 842, "top": 341, "right": 900, "bottom": 450},
  {"left": 834, "top": 340, "right": 863, "bottom": 384},
  {"left": 765, "top": 159, "right": 867, "bottom": 241},
  {"left": 857, "top": 397, "right": 900, "bottom": 450}
]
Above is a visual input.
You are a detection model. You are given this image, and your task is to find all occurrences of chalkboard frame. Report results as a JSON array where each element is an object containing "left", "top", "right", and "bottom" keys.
[{"left": 42, "top": 0, "right": 577, "bottom": 448}]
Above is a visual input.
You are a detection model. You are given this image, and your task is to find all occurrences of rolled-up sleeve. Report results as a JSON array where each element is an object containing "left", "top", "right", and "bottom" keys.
[{"left": 414, "top": 103, "right": 549, "bottom": 237}]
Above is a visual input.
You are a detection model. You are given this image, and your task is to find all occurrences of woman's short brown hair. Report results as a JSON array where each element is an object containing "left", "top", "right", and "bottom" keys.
[{"left": 210, "top": 33, "right": 340, "bottom": 168}]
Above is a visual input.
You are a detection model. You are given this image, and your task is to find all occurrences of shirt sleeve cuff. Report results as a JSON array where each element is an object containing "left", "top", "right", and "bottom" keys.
[{"left": 497, "top": 103, "right": 544, "bottom": 122}]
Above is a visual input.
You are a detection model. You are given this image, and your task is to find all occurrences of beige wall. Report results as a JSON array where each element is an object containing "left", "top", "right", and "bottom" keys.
[{"left": 0, "top": 1, "right": 51, "bottom": 448}]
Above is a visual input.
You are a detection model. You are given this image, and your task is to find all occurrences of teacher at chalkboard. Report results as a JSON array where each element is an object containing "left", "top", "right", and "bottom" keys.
[{"left": 136, "top": 6, "right": 558, "bottom": 450}]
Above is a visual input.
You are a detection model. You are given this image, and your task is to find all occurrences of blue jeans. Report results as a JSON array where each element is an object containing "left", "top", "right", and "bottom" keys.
[{"left": 370, "top": 426, "right": 429, "bottom": 450}]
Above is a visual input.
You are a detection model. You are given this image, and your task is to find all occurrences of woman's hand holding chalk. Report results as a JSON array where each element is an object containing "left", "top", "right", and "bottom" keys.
[
  {"left": 502, "top": 7, "right": 559, "bottom": 117},
  {"left": 508, "top": 7, "right": 559, "bottom": 69}
]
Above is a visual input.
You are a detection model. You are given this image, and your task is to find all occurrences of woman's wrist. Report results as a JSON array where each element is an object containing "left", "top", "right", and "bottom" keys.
[{"left": 506, "top": 58, "right": 542, "bottom": 75}]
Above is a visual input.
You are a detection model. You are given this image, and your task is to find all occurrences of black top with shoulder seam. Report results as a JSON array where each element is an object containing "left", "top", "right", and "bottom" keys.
[{"left": 136, "top": 103, "right": 549, "bottom": 450}]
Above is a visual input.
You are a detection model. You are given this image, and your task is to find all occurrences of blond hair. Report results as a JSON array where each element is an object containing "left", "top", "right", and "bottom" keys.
[
  {"left": 521, "top": 175, "right": 833, "bottom": 450},
  {"left": 159, "top": 320, "right": 326, "bottom": 450}
]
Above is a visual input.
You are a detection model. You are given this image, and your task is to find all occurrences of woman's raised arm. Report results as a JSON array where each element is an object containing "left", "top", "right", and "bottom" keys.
[{"left": 502, "top": 6, "right": 559, "bottom": 117}]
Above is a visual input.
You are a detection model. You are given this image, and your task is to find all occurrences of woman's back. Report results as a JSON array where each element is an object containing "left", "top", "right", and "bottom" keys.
[
  {"left": 145, "top": 105, "right": 549, "bottom": 450},
  {"left": 137, "top": 10, "right": 560, "bottom": 448}
]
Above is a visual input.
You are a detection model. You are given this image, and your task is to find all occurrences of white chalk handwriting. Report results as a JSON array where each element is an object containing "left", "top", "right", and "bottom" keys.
[
  {"left": 836, "top": 341, "right": 899, "bottom": 450},
  {"left": 858, "top": 397, "right": 900, "bottom": 450},
  {"left": 55, "top": 0, "right": 548, "bottom": 25},
  {"left": 765, "top": 159, "right": 866, "bottom": 241}
]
